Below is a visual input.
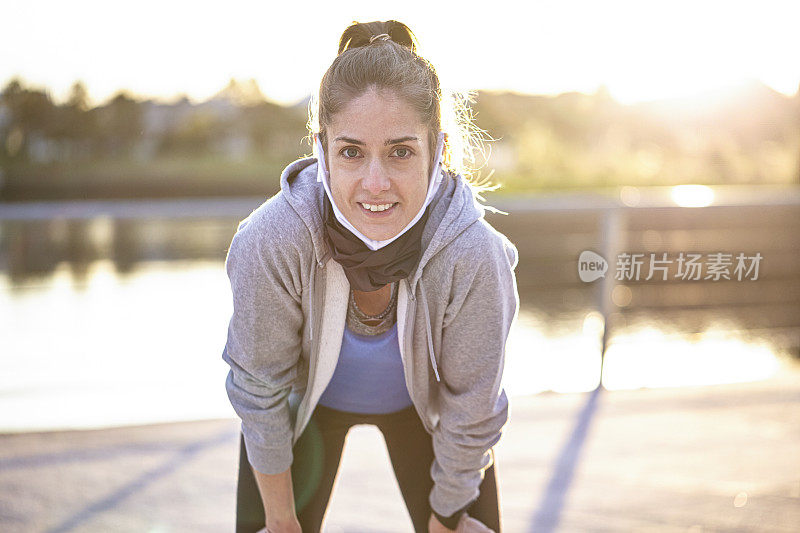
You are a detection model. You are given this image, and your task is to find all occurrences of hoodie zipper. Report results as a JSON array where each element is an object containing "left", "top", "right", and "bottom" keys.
[
  {"left": 402, "top": 278, "right": 435, "bottom": 435},
  {"left": 417, "top": 279, "right": 442, "bottom": 383},
  {"left": 294, "top": 258, "right": 325, "bottom": 444}
]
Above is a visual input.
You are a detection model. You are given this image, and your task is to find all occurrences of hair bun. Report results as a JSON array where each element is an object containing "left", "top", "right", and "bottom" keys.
[{"left": 337, "top": 20, "right": 418, "bottom": 55}]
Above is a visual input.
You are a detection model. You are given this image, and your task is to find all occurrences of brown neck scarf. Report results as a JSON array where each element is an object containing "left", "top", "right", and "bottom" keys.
[{"left": 323, "top": 195, "right": 431, "bottom": 292}]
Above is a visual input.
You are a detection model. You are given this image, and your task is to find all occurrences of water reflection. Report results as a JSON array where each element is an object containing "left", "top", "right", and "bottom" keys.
[
  {"left": 0, "top": 217, "right": 240, "bottom": 282},
  {"left": 0, "top": 260, "right": 236, "bottom": 432},
  {"left": 504, "top": 311, "right": 602, "bottom": 395},
  {"left": 2, "top": 259, "right": 785, "bottom": 432},
  {"left": 0, "top": 218, "right": 788, "bottom": 431},
  {"left": 603, "top": 325, "right": 779, "bottom": 390}
]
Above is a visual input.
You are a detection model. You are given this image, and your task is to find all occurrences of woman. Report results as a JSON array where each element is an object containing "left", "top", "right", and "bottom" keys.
[{"left": 222, "top": 20, "right": 519, "bottom": 533}]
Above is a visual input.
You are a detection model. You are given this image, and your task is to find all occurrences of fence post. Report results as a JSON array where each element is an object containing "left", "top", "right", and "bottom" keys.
[{"left": 598, "top": 206, "right": 624, "bottom": 388}]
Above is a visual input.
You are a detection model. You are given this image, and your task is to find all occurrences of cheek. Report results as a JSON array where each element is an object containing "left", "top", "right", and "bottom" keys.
[
  {"left": 330, "top": 173, "right": 354, "bottom": 203},
  {"left": 405, "top": 173, "right": 429, "bottom": 206}
]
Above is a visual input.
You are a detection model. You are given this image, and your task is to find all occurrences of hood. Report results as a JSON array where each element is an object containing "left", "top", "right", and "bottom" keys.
[{"left": 278, "top": 156, "right": 486, "bottom": 292}]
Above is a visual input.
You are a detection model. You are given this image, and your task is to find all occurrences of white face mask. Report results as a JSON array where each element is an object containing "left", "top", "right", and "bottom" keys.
[{"left": 315, "top": 131, "right": 446, "bottom": 251}]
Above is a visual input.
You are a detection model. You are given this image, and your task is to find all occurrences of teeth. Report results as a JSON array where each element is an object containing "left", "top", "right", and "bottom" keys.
[{"left": 361, "top": 202, "right": 394, "bottom": 212}]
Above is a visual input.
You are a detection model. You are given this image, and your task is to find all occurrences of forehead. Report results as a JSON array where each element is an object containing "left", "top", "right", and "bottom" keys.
[{"left": 329, "top": 87, "right": 426, "bottom": 139}]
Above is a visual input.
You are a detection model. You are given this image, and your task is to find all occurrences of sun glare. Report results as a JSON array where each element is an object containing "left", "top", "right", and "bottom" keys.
[
  {"left": 671, "top": 185, "right": 715, "bottom": 208},
  {"left": 2, "top": 1, "right": 798, "bottom": 105},
  {"left": 502, "top": 310, "right": 783, "bottom": 395},
  {"left": 602, "top": 326, "right": 780, "bottom": 390}
]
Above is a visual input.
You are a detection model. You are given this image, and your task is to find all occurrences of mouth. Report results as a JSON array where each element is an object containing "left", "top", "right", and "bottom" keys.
[{"left": 358, "top": 202, "right": 398, "bottom": 216}]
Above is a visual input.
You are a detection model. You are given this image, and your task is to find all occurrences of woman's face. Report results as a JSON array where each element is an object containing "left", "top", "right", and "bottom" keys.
[{"left": 324, "top": 87, "right": 431, "bottom": 241}]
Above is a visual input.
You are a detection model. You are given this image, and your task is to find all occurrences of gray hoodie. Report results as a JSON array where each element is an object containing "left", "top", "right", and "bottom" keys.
[{"left": 222, "top": 156, "right": 519, "bottom": 517}]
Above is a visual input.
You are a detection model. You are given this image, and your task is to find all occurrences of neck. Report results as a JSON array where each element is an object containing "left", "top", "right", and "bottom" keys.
[{"left": 353, "top": 284, "right": 391, "bottom": 316}]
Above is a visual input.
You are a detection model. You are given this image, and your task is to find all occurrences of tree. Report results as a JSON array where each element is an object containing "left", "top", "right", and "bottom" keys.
[
  {"left": 57, "top": 81, "right": 96, "bottom": 156},
  {"left": 0, "top": 78, "right": 57, "bottom": 160},
  {"left": 67, "top": 81, "right": 90, "bottom": 112},
  {"left": 96, "top": 91, "right": 142, "bottom": 155}
]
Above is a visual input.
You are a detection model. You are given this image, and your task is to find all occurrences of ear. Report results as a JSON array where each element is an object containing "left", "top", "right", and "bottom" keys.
[
  {"left": 313, "top": 133, "right": 324, "bottom": 159},
  {"left": 440, "top": 132, "right": 451, "bottom": 171}
]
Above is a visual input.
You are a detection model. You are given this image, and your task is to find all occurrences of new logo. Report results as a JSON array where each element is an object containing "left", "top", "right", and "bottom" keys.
[{"left": 578, "top": 251, "right": 608, "bottom": 282}]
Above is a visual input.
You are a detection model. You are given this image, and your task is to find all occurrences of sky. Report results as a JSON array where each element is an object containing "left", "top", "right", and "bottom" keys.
[{"left": 2, "top": 0, "right": 799, "bottom": 107}]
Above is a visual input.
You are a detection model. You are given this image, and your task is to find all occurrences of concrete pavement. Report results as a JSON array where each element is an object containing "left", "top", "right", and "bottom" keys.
[{"left": 1, "top": 358, "right": 799, "bottom": 532}]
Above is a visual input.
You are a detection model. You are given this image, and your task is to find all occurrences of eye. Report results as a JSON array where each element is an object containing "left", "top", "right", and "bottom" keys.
[
  {"left": 340, "top": 147, "right": 361, "bottom": 159},
  {"left": 392, "top": 147, "right": 413, "bottom": 159}
]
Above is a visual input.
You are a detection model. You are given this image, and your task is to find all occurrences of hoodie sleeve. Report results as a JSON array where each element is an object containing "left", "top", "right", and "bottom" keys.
[
  {"left": 429, "top": 232, "right": 519, "bottom": 517},
  {"left": 221, "top": 211, "right": 305, "bottom": 475}
]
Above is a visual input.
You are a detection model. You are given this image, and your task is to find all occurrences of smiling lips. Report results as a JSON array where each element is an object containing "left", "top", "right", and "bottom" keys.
[{"left": 359, "top": 202, "right": 397, "bottom": 213}]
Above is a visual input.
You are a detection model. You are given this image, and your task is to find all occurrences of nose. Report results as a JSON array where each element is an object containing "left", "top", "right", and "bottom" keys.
[{"left": 362, "top": 158, "right": 391, "bottom": 196}]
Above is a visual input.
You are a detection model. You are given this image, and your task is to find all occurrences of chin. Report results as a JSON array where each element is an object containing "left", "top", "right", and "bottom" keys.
[
  {"left": 352, "top": 211, "right": 407, "bottom": 242},
  {"left": 361, "top": 226, "right": 401, "bottom": 241}
]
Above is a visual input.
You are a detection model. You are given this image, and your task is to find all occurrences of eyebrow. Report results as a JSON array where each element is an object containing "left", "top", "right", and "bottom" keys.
[{"left": 333, "top": 135, "right": 420, "bottom": 146}]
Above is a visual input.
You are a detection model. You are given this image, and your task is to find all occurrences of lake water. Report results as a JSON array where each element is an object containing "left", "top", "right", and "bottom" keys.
[{"left": 0, "top": 258, "right": 783, "bottom": 433}]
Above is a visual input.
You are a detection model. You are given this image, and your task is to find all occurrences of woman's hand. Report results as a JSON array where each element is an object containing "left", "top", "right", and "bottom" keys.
[
  {"left": 428, "top": 512, "right": 495, "bottom": 533},
  {"left": 256, "top": 514, "right": 302, "bottom": 533},
  {"left": 250, "top": 466, "right": 301, "bottom": 533}
]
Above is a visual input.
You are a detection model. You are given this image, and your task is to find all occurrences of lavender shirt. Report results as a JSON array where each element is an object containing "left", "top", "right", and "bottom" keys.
[{"left": 317, "top": 323, "right": 413, "bottom": 414}]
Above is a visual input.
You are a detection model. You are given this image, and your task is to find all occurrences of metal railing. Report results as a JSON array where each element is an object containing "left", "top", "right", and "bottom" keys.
[
  {"left": 2, "top": 185, "right": 799, "bottom": 356},
  {"left": 485, "top": 185, "right": 800, "bottom": 358}
]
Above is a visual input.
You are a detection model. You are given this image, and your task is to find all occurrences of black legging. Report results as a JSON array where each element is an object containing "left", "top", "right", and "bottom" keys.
[{"left": 236, "top": 403, "right": 502, "bottom": 532}]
